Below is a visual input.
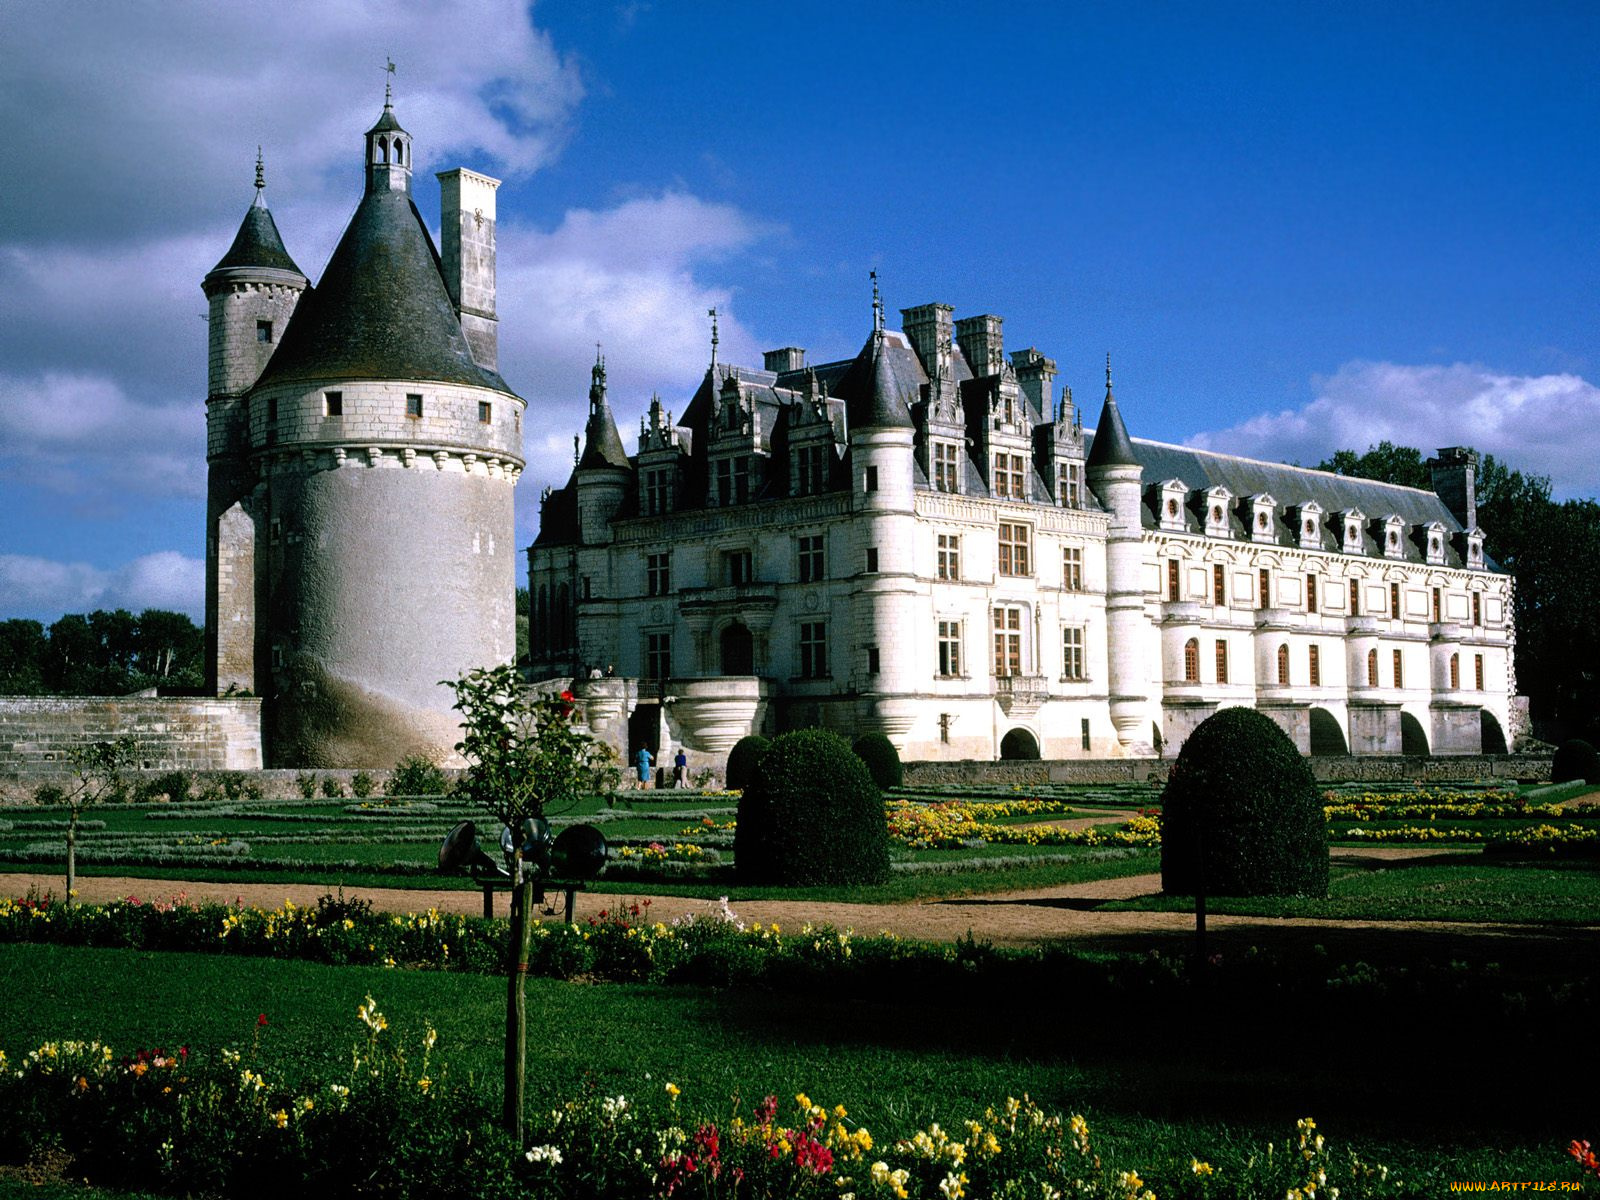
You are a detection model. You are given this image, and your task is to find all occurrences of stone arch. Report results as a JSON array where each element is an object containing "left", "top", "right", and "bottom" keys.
[
  {"left": 379, "top": 137, "right": 390, "bottom": 163},
  {"left": 1481, "top": 709, "right": 1508, "bottom": 754},
  {"left": 1151, "top": 722, "right": 1165, "bottom": 757},
  {"left": 719, "top": 621, "right": 753, "bottom": 675},
  {"left": 1400, "top": 710, "right": 1429, "bottom": 756},
  {"left": 1309, "top": 707, "right": 1348, "bottom": 756},
  {"left": 999, "top": 727, "right": 1040, "bottom": 760}
]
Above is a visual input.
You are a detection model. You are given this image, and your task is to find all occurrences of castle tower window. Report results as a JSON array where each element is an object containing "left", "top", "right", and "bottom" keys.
[
  {"left": 994, "top": 452, "right": 1026, "bottom": 500},
  {"left": 1059, "top": 461, "right": 1083, "bottom": 506},
  {"left": 1393, "top": 648, "right": 1405, "bottom": 688},
  {"left": 645, "top": 631, "right": 672, "bottom": 680},
  {"left": 266, "top": 397, "right": 278, "bottom": 423},
  {"left": 1213, "top": 565, "right": 1226, "bottom": 607},
  {"left": 1349, "top": 579, "right": 1361, "bottom": 615},
  {"left": 722, "top": 549, "right": 752, "bottom": 586},
  {"left": 798, "top": 534, "right": 824, "bottom": 583},
  {"left": 1082, "top": 717, "right": 1092, "bottom": 751},
  {"left": 257, "top": 319, "right": 273, "bottom": 343},
  {"left": 1168, "top": 559, "right": 1182, "bottom": 601},
  {"left": 646, "top": 552, "right": 671, "bottom": 597},
  {"left": 1215, "top": 639, "right": 1229, "bottom": 684},
  {"left": 1309, "top": 644, "right": 1321, "bottom": 686},
  {"left": 1182, "top": 638, "right": 1200, "bottom": 683},
  {"left": 406, "top": 394, "right": 423, "bottom": 418},
  {"left": 645, "top": 467, "right": 674, "bottom": 515},
  {"left": 1306, "top": 573, "right": 1318, "bottom": 614},
  {"left": 934, "top": 441, "right": 960, "bottom": 493},
  {"left": 1475, "top": 653, "right": 1484, "bottom": 690},
  {"left": 1391, "top": 582, "right": 1401, "bottom": 618},
  {"left": 1473, "top": 592, "right": 1482, "bottom": 626},
  {"left": 1259, "top": 568, "right": 1271, "bottom": 608},
  {"left": 1450, "top": 653, "right": 1460, "bottom": 689},
  {"left": 937, "top": 620, "right": 963, "bottom": 677},
  {"left": 1277, "top": 643, "right": 1290, "bottom": 685},
  {"left": 1062, "top": 626, "right": 1086, "bottom": 681},
  {"left": 1063, "top": 545, "right": 1083, "bottom": 591},
  {"left": 324, "top": 391, "right": 343, "bottom": 416},
  {"left": 478, "top": 401, "right": 492, "bottom": 423},
  {"left": 867, "top": 646, "right": 880, "bottom": 676},
  {"left": 997, "top": 523, "right": 1031, "bottom": 576},
  {"left": 864, "top": 465, "right": 879, "bottom": 493},
  {"left": 865, "top": 547, "right": 879, "bottom": 573},
  {"left": 1431, "top": 587, "right": 1442, "bottom": 623},
  {"left": 993, "top": 607, "right": 1023, "bottom": 678},
  {"left": 794, "top": 444, "right": 826, "bottom": 496},
  {"left": 1367, "top": 649, "right": 1379, "bottom": 687},
  {"left": 937, "top": 534, "right": 961, "bottom": 581},
  {"left": 799, "top": 621, "right": 828, "bottom": 678}
]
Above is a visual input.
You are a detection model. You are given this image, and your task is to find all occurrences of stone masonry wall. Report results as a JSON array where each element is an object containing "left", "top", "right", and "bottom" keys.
[{"left": 0, "top": 698, "right": 263, "bottom": 798}]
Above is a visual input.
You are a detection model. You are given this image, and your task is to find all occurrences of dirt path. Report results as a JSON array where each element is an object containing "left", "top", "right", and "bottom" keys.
[{"left": 6, "top": 847, "right": 1593, "bottom": 952}]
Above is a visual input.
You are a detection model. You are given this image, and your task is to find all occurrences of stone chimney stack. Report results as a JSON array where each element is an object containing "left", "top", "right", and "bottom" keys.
[
  {"left": 900, "top": 303, "right": 954, "bottom": 377},
  {"left": 955, "top": 314, "right": 1004, "bottom": 378},
  {"left": 763, "top": 347, "right": 806, "bottom": 373},
  {"left": 1428, "top": 446, "right": 1478, "bottom": 529},
  {"left": 438, "top": 167, "right": 500, "bottom": 370},
  {"left": 1011, "top": 347, "right": 1056, "bottom": 418}
]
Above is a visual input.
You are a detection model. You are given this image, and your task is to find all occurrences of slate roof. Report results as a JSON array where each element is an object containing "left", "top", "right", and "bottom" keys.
[
  {"left": 830, "top": 330, "right": 922, "bottom": 430},
  {"left": 578, "top": 401, "right": 630, "bottom": 470},
  {"left": 252, "top": 190, "right": 512, "bottom": 395},
  {"left": 1085, "top": 392, "right": 1138, "bottom": 469},
  {"left": 208, "top": 202, "right": 304, "bottom": 277}
]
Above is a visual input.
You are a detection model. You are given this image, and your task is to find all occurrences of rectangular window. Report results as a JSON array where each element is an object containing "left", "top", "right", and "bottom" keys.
[
  {"left": 864, "top": 465, "right": 879, "bottom": 492},
  {"left": 1081, "top": 718, "right": 1091, "bottom": 751},
  {"left": 256, "top": 319, "right": 272, "bottom": 343},
  {"left": 1393, "top": 648, "right": 1404, "bottom": 689},
  {"left": 993, "top": 607, "right": 1022, "bottom": 678},
  {"left": 1213, "top": 564, "right": 1226, "bottom": 606},
  {"left": 865, "top": 547, "right": 879, "bottom": 573},
  {"left": 1306, "top": 573, "right": 1318, "bottom": 614},
  {"left": 993, "top": 452, "right": 1026, "bottom": 500},
  {"left": 406, "top": 393, "right": 423, "bottom": 418},
  {"left": 723, "top": 549, "right": 752, "bottom": 586},
  {"left": 324, "top": 391, "right": 343, "bottom": 416},
  {"left": 270, "top": 518, "right": 282, "bottom": 544},
  {"left": 1259, "top": 568, "right": 1270, "bottom": 608},
  {"left": 1169, "top": 559, "right": 1182, "bottom": 601},
  {"left": 937, "top": 534, "right": 961, "bottom": 581},
  {"left": 1475, "top": 653, "right": 1485, "bottom": 690},
  {"left": 1215, "top": 639, "right": 1229, "bottom": 684},
  {"left": 1309, "top": 644, "right": 1321, "bottom": 686},
  {"left": 1062, "top": 545, "right": 1083, "bottom": 591},
  {"left": 799, "top": 622, "right": 827, "bottom": 678},
  {"left": 794, "top": 444, "right": 826, "bottom": 496},
  {"left": 1432, "top": 587, "right": 1442, "bottom": 623},
  {"left": 734, "top": 456, "right": 750, "bottom": 504},
  {"left": 1060, "top": 461, "right": 1083, "bottom": 507},
  {"left": 933, "top": 441, "right": 960, "bottom": 493},
  {"left": 646, "top": 552, "right": 671, "bottom": 597},
  {"left": 645, "top": 467, "right": 673, "bottom": 515},
  {"left": 1450, "top": 654, "right": 1460, "bottom": 689},
  {"left": 716, "top": 459, "right": 731, "bottom": 506},
  {"left": 478, "top": 401, "right": 492, "bottom": 423},
  {"left": 998, "top": 522, "right": 1031, "bottom": 576},
  {"left": 1472, "top": 592, "right": 1482, "bottom": 626},
  {"left": 866, "top": 646, "right": 880, "bottom": 675},
  {"left": 938, "top": 620, "right": 962, "bottom": 677},
  {"left": 1349, "top": 579, "right": 1361, "bottom": 615},
  {"left": 1062, "top": 626, "right": 1086, "bottom": 681},
  {"left": 645, "top": 632, "right": 672, "bottom": 680},
  {"left": 1391, "top": 582, "right": 1401, "bottom": 618},
  {"left": 266, "top": 397, "right": 278, "bottom": 423},
  {"left": 798, "top": 534, "right": 824, "bottom": 583}
]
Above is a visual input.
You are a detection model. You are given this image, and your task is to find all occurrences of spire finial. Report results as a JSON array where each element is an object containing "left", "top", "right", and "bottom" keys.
[
  {"left": 1105, "top": 352, "right": 1113, "bottom": 399},
  {"left": 255, "top": 146, "right": 265, "bottom": 193},
  {"left": 870, "top": 269, "right": 883, "bottom": 333},
  {"left": 708, "top": 307, "right": 719, "bottom": 368},
  {"left": 385, "top": 58, "right": 396, "bottom": 106}
]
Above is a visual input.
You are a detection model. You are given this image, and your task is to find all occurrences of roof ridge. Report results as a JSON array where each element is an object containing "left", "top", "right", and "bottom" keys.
[{"left": 1134, "top": 434, "right": 1443, "bottom": 499}]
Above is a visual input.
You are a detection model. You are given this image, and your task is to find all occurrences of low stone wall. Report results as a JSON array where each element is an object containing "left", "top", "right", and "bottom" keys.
[
  {"left": 0, "top": 697, "right": 264, "bottom": 800},
  {"left": 903, "top": 754, "right": 1551, "bottom": 789}
]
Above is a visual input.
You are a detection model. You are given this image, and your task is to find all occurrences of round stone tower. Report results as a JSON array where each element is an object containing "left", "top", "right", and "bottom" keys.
[{"left": 213, "top": 93, "right": 526, "bottom": 766}]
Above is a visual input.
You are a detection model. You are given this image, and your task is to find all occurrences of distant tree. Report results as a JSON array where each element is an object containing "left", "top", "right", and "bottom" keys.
[
  {"left": 0, "top": 620, "right": 47, "bottom": 694},
  {"left": 515, "top": 586, "right": 530, "bottom": 616},
  {"left": 1316, "top": 441, "right": 1430, "bottom": 489},
  {"left": 134, "top": 609, "right": 204, "bottom": 685},
  {"left": 6, "top": 609, "right": 204, "bottom": 696}
]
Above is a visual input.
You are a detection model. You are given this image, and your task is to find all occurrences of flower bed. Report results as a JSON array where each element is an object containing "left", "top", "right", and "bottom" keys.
[{"left": 886, "top": 800, "right": 1158, "bottom": 851}]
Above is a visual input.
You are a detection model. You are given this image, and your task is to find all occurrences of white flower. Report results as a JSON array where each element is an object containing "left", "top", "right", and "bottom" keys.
[{"left": 525, "top": 1145, "right": 563, "bottom": 1165}]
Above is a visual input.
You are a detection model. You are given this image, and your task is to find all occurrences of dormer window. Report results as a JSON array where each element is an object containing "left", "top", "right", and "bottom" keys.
[
  {"left": 1293, "top": 501, "right": 1324, "bottom": 550},
  {"left": 1464, "top": 528, "right": 1485, "bottom": 568},
  {"left": 1248, "top": 494, "right": 1277, "bottom": 544},
  {"left": 1381, "top": 516, "right": 1407, "bottom": 559},
  {"left": 1423, "top": 520, "right": 1448, "bottom": 565},
  {"left": 1157, "top": 481, "right": 1188, "bottom": 532},
  {"left": 1341, "top": 509, "right": 1365, "bottom": 554},
  {"left": 1202, "top": 487, "right": 1232, "bottom": 538}
]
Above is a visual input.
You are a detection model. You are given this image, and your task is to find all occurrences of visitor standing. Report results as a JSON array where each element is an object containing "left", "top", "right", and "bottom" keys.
[{"left": 635, "top": 746, "right": 653, "bottom": 789}]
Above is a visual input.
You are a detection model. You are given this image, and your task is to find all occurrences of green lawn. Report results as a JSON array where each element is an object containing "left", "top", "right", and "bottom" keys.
[{"left": 0, "top": 942, "right": 1584, "bottom": 1196}]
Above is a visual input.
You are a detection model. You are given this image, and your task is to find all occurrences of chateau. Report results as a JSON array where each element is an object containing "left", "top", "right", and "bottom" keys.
[
  {"left": 203, "top": 91, "right": 524, "bottom": 767},
  {"left": 527, "top": 296, "right": 1515, "bottom": 763}
]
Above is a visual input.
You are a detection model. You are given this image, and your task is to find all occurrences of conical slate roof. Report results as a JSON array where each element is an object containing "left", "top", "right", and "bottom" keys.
[
  {"left": 1086, "top": 389, "right": 1138, "bottom": 469},
  {"left": 578, "top": 403, "right": 629, "bottom": 470},
  {"left": 253, "top": 189, "right": 511, "bottom": 394},
  {"left": 209, "top": 202, "right": 304, "bottom": 277},
  {"left": 832, "top": 330, "right": 919, "bottom": 431}
]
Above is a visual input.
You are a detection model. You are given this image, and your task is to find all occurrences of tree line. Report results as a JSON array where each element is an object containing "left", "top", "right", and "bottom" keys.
[
  {"left": 1318, "top": 442, "right": 1600, "bottom": 743},
  {"left": 0, "top": 609, "right": 205, "bottom": 696}
]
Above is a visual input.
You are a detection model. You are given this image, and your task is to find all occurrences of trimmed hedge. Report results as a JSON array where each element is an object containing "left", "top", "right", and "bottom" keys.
[
  {"left": 724, "top": 734, "right": 771, "bottom": 792},
  {"left": 734, "top": 729, "right": 890, "bottom": 885},
  {"left": 1160, "top": 707, "right": 1328, "bottom": 897},
  {"left": 851, "top": 732, "right": 903, "bottom": 790},
  {"left": 1552, "top": 738, "right": 1600, "bottom": 785}
]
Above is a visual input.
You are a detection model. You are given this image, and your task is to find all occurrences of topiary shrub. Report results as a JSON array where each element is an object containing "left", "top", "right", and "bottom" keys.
[
  {"left": 735, "top": 728, "right": 890, "bottom": 886},
  {"left": 388, "top": 755, "right": 448, "bottom": 797},
  {"left": 350, "top": 771, "right": 376, "bottom": 799},
  {"left": 851, "top": 732, "right": 903, "bottom": 790},
  {"left": 1552, "top": 739, "right": 1600, "bottom": 785},
  {"left": 724, "top": 735, "right": 771, "bottom": 792},
  {"left": 1160, "top": 707, "right": 1328, "bottom": 898}
]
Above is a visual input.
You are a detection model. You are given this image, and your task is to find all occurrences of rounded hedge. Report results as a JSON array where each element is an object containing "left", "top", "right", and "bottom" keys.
[
  {"left": 851, "top": 732, "right": 903, "bottom": 790},
  {"left": 735, "top": 728, "right": 890, "bottom": 886},
  {"left": 1552, "top": 738, "right": 1600, "bottom": 785},
  {"left": 1159, "top": 707, "right": 1328, "bottom": 898},
  {"left": 724, "top": 735, "right": 771, "bottom": 792}
]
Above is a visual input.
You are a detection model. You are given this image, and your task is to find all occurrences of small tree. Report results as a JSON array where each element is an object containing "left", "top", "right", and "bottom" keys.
[
  {"left": 51, "top": 735, "right": 138, "bottom": 907},
  {"left": 446, "top": 664, "right": 615, "bottom": 1145},
  {"left": 851, "top": 731, "right": 903, "bottom": 790}
]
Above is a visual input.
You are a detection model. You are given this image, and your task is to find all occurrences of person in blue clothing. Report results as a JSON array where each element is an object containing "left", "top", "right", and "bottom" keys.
[{"left": 635, "top": 746, "right": 653, "bottom": 789}]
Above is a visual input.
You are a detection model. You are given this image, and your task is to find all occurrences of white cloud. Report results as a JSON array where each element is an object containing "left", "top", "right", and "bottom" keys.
[
  {"left": 0, "top": 552, "right": 204, "bottom": 621},
  {"left": 1187, "top": 361, "right": 1600, "bottom": 499}
]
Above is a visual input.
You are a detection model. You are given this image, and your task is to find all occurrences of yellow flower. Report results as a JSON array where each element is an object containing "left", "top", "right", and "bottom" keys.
[
  {"left": 1191, "top": 1158, "right": 1214, "bottom": 1176},
  {"left": 417, "top": 1076, "right": 432, "bottom": 1092},
  {"left": 273, "top": 1109, "right": 289, "bottom": 1129},
  {"left": 665, "top": 1082, "right": 680, "bottom": 1098}
]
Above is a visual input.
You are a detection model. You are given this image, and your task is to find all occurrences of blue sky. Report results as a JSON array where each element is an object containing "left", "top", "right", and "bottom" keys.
[{"left": 1, "top": 1, "right": 1595, "bottom": 622}]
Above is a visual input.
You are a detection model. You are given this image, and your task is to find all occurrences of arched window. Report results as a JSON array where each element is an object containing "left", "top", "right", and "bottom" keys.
[
  {"left": 1277, "top": 643, "right": 1290, "bottom": 685},
  {"left": 1215, "top": 639, "right": 1229, "bottom": 683},
  {"left": 1183, "top": 638, "right": 1199, "bottom": 683},
  {"left": 1366, "top": 648, "right": 1379, "bottom": 687},
  {"left": 1449, "top": 653, "right": 1460, "bottom": 689},
  {"left": 1349, "top": 578, "right": 1361, "bottom": 615},
  {"left": 380, "top": 137, "right": 390, "bottom": 163}
]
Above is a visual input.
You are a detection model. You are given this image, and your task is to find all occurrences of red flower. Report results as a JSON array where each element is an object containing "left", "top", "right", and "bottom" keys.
[{"left": 256, "top": 1013, "right": 269, "bottom": 1027}]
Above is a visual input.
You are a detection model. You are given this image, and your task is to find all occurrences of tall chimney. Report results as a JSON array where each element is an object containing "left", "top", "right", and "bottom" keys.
[
  {"left": 1428, "top": 446, "right": 1478, "bottom": 529},
  {"left": 955, "top": 314, "right": 1004, "bottom": 378},
  {"left": 437, "top": 167, "right": 500, "bottom": 370}
]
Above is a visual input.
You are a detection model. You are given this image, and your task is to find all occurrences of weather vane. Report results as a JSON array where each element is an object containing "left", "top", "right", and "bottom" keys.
[
  {"left": 385, "top": 57, "right": 396, "bottom": 104},
  {"left": 708, "top": 307, "right": 719, "bottom": 368}
]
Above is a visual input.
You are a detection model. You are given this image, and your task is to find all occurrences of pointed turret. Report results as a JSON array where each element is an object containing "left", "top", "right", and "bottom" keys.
[
  {"left": 1086, "top": 355, "right": 1138, "bottom": 469},
  {"left": 834, "top": 329, "right": 918, "bottom": 431},
  {"left": 578, "top": 352, "right": 630, "bottom": 469},
  {"left": 365, "top": 75, "right": 412, "bottom": 195}
]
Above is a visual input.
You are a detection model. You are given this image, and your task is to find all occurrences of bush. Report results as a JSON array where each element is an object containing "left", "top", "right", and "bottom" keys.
[
  {"left": 388, "top": 755, "right": 449, "bottom": 797},
  {"left": 136, "top": 770, "right": 192, "bottom": 803},
  {"left": 735, "top": 728, "right": 890, "bottom": 886},
  {"left": 295, "top": 772, "right": 318, "bottom": 799},
  {"left": 350, "top": 770, "right": 376, "bottom": 799},
  {"left": 320, "top": 776, "right": 344, "bottom": 799},
  {"left": 1160, "top": 707, "right": 1328, "bottom": 897},
  {"left": 1552, "top": 738, "right": 1600, "bottom": 784},
  {"left": 724, "top": 734, "right": 771, "bottom": 792},
  {"left": 32, "top": 783, "right": 66, "bottom": 806},
  {"left": 851, "top": 732, "right": 903, "bottom": 790}
]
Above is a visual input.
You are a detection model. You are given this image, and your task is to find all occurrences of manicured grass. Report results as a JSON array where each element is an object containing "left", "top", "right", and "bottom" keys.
[
  {"left": 0, "top": 943, "right": 1582, "bottom": 1194},
  {"left": 1103, "top": 854, "right": 1600, "bottom": 924}
]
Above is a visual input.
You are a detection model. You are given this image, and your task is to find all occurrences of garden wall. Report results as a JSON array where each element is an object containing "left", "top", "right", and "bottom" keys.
[
  {"left": 0, "top": 697, "right": 263, "bottom": 799},
  {"left": 902, "top": 754, "right": 1551, "bottom": 789}
]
